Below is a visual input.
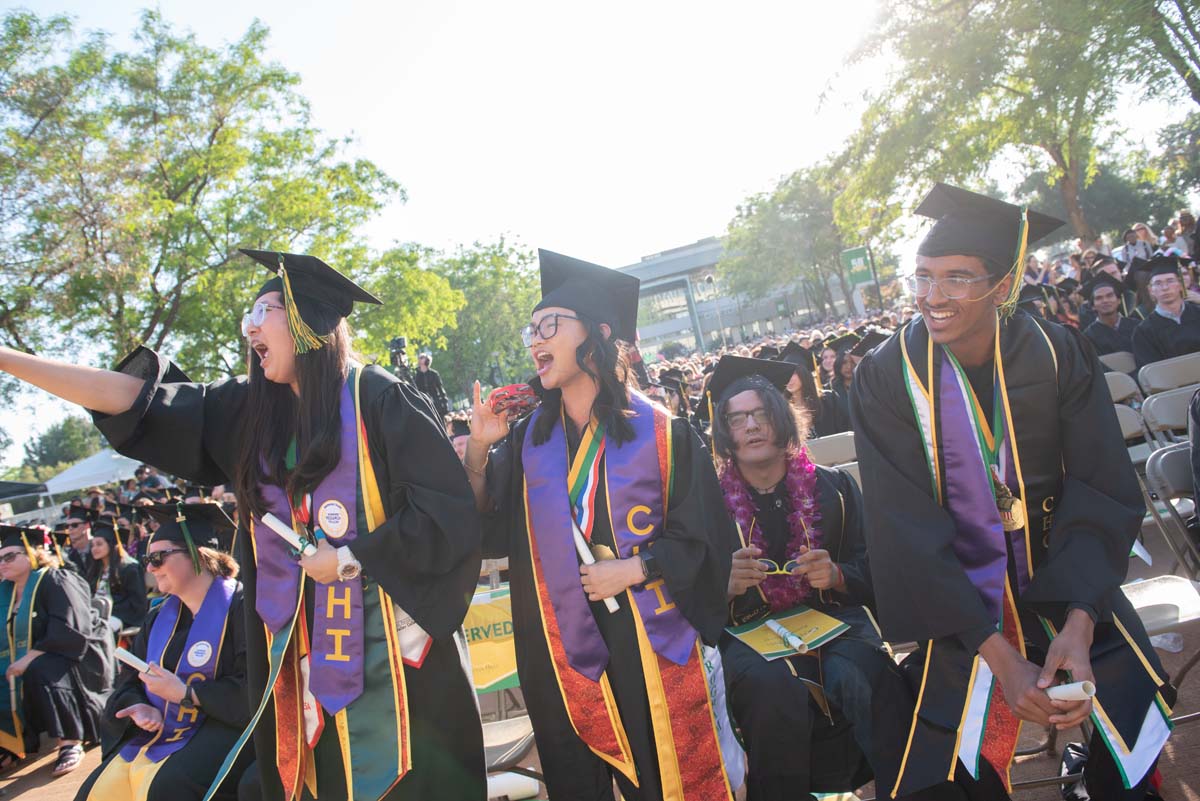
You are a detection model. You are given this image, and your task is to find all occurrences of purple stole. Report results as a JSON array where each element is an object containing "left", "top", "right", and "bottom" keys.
[
  {"left": 120, "top": 577, "right": 236, "bottom": 763},
  {"left": 252, "top": 371, "right": 364, "bottom": 713},
  {"left": 523, "top": 392, "right": 696, "bottom": 681}
]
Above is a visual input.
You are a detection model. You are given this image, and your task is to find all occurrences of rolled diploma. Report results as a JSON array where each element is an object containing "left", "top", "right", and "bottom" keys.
[
  {"left": 765, "top": 619, "right": 809, "bottom": 654},
  {"left": 571, "top": 519, "right": 620, "bottom": 614},
  {"left": 1046, "top": 680, "right": 1096, "bottom": 701},
  {"left": 115, "top": 646, "right": 152, "bottom": 674},
  {"left": 262, "top": 513, "right": 318, "bottom": 557}
]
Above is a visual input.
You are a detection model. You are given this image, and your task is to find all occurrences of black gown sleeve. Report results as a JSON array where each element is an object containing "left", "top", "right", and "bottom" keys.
[
  {"left": 350, "top": 370, "right": 482, "bottom": 639},
  {"left": 191, "top": 591, "right": 250, "bottom": 729},
  {"left": 641, "top": 418, "right": 735, "bottom": 645},
  {"left": 110, "top": 560, "right": 148, "bottom": 629},
  {"left": 31, "top": 569, "right": 93, "bottom": 660},
  {"left": 480, "top": 427, "right": 520, "bottom": 560},
  {"left": 1018, "top": 327, "right": 1144, "bottom": 620},
  {"left": 90, "top": 347, "right": 246, "bottom": 484},
  {"left": 827, "top": 469, "right": 874, "bottom": 608},
  {"left": 849, "top": 349, "right": 995, "bottom": 647}
]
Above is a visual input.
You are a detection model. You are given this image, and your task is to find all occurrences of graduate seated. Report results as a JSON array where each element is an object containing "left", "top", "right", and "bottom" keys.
[
  {"left": 0, "top": 524, "right": 115, "bottom": 777},
  {"left": 86, "top": 518, "right": 148, "bottom": 637},
  {"left": 1132, "top": 255, "right": 1200, "bottom": 367},
  {"left": 75, "top": 502, "right": 252, "bottom": 801},
  {"left": 707, "top": 356, "right": 900, "bottom": 801}
]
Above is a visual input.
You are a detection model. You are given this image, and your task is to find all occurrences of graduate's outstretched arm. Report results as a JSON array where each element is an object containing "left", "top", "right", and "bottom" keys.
[{"left": 0, "top": 346, "right": 142, "bottom": 415}]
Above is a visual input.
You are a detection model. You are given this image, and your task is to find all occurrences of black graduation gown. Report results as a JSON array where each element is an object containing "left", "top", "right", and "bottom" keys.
[
  {"left": 807, "top": 391, "right": 851, "bottom": 438},
  {"left": 1083, "top": 316, "right": 1137, "bottom": 357},
  {"left": 90, "top": 351, "right": 485, "bottom": 801},
  {"left": 76, "top": 586, "right": 251, "bottom": 801},
  {"left": 482, "top": 413, "right": 733, "bottom": 801},
  {"left": 90, "top": 557, "right": 148, "bottom": 632},
  {"left": 721, "top": 467, "right": 894, "bottom": 801},
  {"left": 826, "top": 380, "right": 852, "bottom": 426},
  {"left": 65, "top": 547, "right": 92, "bottom": 577},
  {"left": 7, "top": 568, "right": 114, "bottom": 750},
  {"left": 1131, "top": 302, "right": 1200, "bottom": 367},
  {"left": 850, "top": 313, "right": 1174, "bottom": 799}
]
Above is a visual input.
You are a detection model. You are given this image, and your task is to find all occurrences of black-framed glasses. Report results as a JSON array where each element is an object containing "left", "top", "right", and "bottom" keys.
[
  {"left": 142, "top": 549, "right": 189, "bottom": 569},
  {"left": 0, "top": 551, "right": 27, "bottom": 565},
  {"left": 906, "top": 274, "right": 992, "bottom": 300},
  {"left": 66, "top": 521, "right": 86, "bottom": 529},
  {"left": 521, "top": 313, "right": 581, "bottom": 347},
  {"left": 241, "top": 301, "right": 286, "bottom": 336},
  {"left": 724, "top": 408, "right": 770, "bottom": 430}
]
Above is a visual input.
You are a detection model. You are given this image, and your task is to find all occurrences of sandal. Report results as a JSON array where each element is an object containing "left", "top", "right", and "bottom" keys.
[
  {"left": 0, "top": 747, "right": 22, "bottom": 775},
  {"left": 51, "top": 743, "right": 83, "bottom": 777}
]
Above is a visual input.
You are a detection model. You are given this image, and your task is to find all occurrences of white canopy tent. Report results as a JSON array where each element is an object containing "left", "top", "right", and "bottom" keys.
[{"left": 43, "top": 449, "right": 141, "bottom": 496}]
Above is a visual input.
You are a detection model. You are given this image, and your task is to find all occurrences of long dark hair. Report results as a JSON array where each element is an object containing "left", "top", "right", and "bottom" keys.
[
  {"left": 710, "top": 377, "right": 804, "bottom": 464},
  {"left": 531, "top": 317, "right": 635, "bottom": 446},
  {"left": 789, "top": 363, "right": 823, "bottom": 426},
  {"left": 87, "top": 539, "right": 132, "bottom": 595},
  {"left": 234, "top": 302, "right": 353, "bottom": 520}
]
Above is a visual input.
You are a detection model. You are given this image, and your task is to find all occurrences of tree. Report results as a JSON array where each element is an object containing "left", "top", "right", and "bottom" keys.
[
  {"left": 429, "top": 240, "right": 539, "bottom": 401},
  {"left": 0, "top": 11, "right": 402, "bottom": 379},
  {"left": 1157, "top": 111, "right": 1200, "bottom": 197},
  {"left": 834, "top": 0, "right": 1133, "bottom": 242},
  {"left": 720, "top": 168, "right": 857, "bottom": 317},
  {"left": 1017, "top": 154, "right": 1186, "bottom": 238},
  {"left": 1120, "top": 0, "right": 1200, "bottom": 107},
  {"left": 23, "top": 416, "right": 102, "bottom": 472}
]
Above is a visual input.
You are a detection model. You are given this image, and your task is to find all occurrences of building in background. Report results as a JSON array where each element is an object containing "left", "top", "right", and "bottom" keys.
[{"left": 620, "top": 237, "right": 855, "bottom": 357}]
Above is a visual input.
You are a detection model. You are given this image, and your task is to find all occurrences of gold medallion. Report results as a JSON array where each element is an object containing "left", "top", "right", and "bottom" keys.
[
  {"left": 992, "top": 472, "right": 1026, "bottom": 532},
  {"left": 317, "top": 500, "right": 351, "bottom": 540},
  {"left": 590, "top": 543, "right": 617, "bottom": 562}
]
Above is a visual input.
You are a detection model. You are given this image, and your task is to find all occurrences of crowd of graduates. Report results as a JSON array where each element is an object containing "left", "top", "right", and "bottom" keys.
[{"left": 0, "top": 194, "right": 1194, "bottom": 801}]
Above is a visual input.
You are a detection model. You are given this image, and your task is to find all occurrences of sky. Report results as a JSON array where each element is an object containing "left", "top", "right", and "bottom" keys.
[{"left": 5, "top": 0, "right": 889, "bottom": 466}]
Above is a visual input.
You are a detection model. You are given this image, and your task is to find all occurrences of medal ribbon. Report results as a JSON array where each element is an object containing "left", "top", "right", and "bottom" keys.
[{"left": 567, "top": 416, "right": 606, "bottom": 544}]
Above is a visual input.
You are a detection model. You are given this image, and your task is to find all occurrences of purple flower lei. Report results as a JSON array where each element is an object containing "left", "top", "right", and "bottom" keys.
[{"left": 719, "top": 449, "right": 823, "bottom": 611}]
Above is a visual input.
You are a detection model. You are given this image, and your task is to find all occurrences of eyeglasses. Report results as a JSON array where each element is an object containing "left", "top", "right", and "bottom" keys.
[
  {"left": 142, "top": 548, "right": 189, "bottom": 569},
  {"left": 0, "top": 552, "right": 27, "bottom": 565},
  {"left": 241, "top": 301, "right": 286, "bottom": 336},
  {"left": 906, "top": 274, "right": 992, "bottom": 300},
  {"left": 757, "top": 558, "right": 801, "bottom": 576},
  {"left": 1150, "top": 277, "right": 1181, "bottom": 289},
  {"left": 724, "top": 408, "right": 770, "bottom": 430},
  {"left": 520, "top": 313, "right": 581, "bottom": 347},
  {"left": 66, "top": 521, "right": 86, "bottom": 529}
]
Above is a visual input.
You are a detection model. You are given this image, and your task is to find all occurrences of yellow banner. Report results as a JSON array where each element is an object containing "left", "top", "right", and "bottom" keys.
[{"left": 465, "top": 586, "right": 519, "bottom": 694}]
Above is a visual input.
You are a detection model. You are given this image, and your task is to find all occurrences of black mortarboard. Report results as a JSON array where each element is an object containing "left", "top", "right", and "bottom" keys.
[
  {"left": 532, "top": 250, "right": 640, "bottom": 343},
  {"left": 658, "top": 374, "right": 687, "bottom": 396},
  {"left": 754, "top": 345, "right": 781, "bottom": 360},
  {"left": 825, "top": 333, "right": 860, "bottom": 354},
  {"left": 241, "top": 249, "right": 383, "bottom": 354},
  {"left": 1017, "top": 284, "right": 1050, "bottom": 308},
  {"left": 0, "top": 524, "right": 39, "bottom": 553},
  {"left": 777, "top": 341, "right": 810, "bottom": 366},
  {"left": 184, "top": 484, "right": 213, "bottom": 501},
  {"left": 449, "top": 418, "right": 471, "bottom": 438},
  {"left": 53, "top": 520, "right": 71, "bottom": 534},
  {"left": 1083, "top": 273, "right": 1125, "bottom": 300},
  {"left": 915, "top": 183, "right": 1065, "bottom": 281},
  {"left": 65, "top": 504, "right": 93, "bottom": 523},
  {"left": 143, "top": 502, "right": 235, "bottom": 571},
  {"left": 91, "top": 517, "right": 127, "bottom": 552},
  {"left": 706, "top": 356, "right": 795, "bottom": 405},
  {"left": 1147, "top": 254, "right": 1183, "bottom": 280},
  {"left": 1057, "top": 278, "right": 1080, "bottom": 294},
  {"left": 849, "top": 331, "right": 889, "bottom": 358}
]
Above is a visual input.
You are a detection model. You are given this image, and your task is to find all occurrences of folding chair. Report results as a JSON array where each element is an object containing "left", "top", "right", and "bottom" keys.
[
  {"left": 1099, "top": 351, "right": 1136, "bottom": 375},
  {"left": 1143, "top": 443, "right": 1200, "bottom": 580},
  {"left": 1138, "top": 351, "right": 1200, "bottom": 394},
  {"left": 806, "top": 431, "right": 856, "bottom": 467},
  {"left": 1122, "top": 575, "right": 1200, "bottom": 691},
  {"left": 1113, "top": 404, "right": 1153, "bottom": 469},
  {"left": 483, "top": 716, "right": 543, "bottom": 798},
  {"left": 1105, "top": 371, "right": 1141, "bottom": 405},
  {"left": 1139, "top": 383, "right": 1199, "bottom": 447}
]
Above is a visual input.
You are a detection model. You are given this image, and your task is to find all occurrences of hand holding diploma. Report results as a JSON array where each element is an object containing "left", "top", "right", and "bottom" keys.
[
  {"left": 262, "top": 512, "right": 318, "bottom": 557},
  {"left": 572, "top": 519, "right": 620, "bottom": 613},
  {"left": 1037, "top": 607, "right": 1096, "bottom": 729},
  {"left": 1045, "top": 680, "right": 1096, "bottom": 702}
]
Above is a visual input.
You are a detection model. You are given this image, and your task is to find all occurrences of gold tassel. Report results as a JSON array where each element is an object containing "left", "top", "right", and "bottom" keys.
[
  {"left": 54, "top": 535, "right": 67, "bottom": 568},
  {"left": 998, "top": 208, "right": 1030, "bottom": 318},
  {"left": 20, "top": 533, "right": 37, "bottom": 570},
  {"left": 706, "top": 389, "right": 720, "bottom": 474},
  {"left": 277, "top": 253, "right": 329, "bottom": 354}
]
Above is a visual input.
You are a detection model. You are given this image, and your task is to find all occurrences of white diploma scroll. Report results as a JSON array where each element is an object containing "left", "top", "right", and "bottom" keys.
[
  {"left": 765, "top": 618, "right": 809, "bottom": 654},
  {"left": 1046, "top": 680, "right": 1096, "bottom": 702},
  {"left": 262, "top": 513, "right": 318, "bottom": 557},
  {"left": 570, "top": 519, "right": 620, "bottom": 614},
  {"left": 115, "top": 646, "right": 152, "bottom": 674}
]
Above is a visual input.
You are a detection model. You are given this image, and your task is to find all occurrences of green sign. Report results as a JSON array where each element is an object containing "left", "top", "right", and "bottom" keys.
[{"left": 840, "top": 246, "right": 873, "bottom": 287}]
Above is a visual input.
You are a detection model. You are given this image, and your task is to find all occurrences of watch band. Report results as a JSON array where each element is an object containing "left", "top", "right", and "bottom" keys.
[{"left": 638, "top": 550, "right": 662, "bottom": 583}]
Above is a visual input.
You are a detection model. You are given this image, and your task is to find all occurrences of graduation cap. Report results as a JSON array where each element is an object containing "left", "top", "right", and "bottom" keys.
[
  {"left": 184, "top": 484, "right": 214, "bottom": 501},
  {"left": 754, "top": 344, "right": 781, "bottom": 360},
  {"left": 657, "top": 373, "right": 688, "bottom": 397},
  {"left": 825, "top": 333, "right": 860, "bottom": 354},
  {"left": 241, "top": 249, "right": 384, "bottom": 354},
  {"left": 533, "top": 249, "right": 640, "bottom": 343},
  {"left": 448, "top": 418, "right": 471, "bottom": 438},
  {"left": 849, "top": 331, "right": 889, "bottom": 358},
  {"left": 776, "top": 341, "right": 811, "bottom": 366},
  {"left": 65, "top": 504, "right": 93, "bottom": 524},
  {"left": 0, "top": 524, "right": 40, "bottom": 568},
  {"left": 1017, "top": 284, "right": 1052, "bottom": 312},
  {"left": 1146, "top": 254, "right": 1183, "bottom": 280},
  {"left": 915, "top": 183, "right": 1065, "bottom": 311},
  {"left": 1057, "top": 278, "right": 1080, "bottom": 295},
  {"left": 706, "top": 356, "right": 795, "bottom": 406},
  {"left": 1083, "top": 273, "right": 1125, "bottom": 301},
  {"left": 142, "top": 502, "right": 236, "bottom": 573}
]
